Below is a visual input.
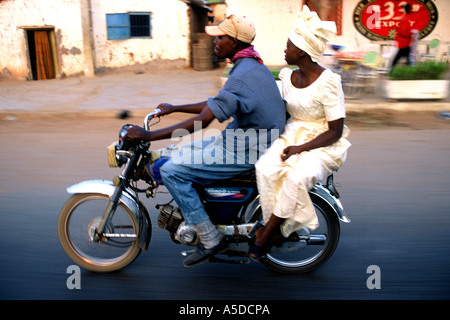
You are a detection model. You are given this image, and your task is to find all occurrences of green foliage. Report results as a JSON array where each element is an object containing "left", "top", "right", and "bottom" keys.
[
  {"left": 206, "top": 0, "right": 226, "bottom": 4},
  {"left": 223, "top": 68, "right": 281, "bottom": 80},
  {"left": 271, "top": 69, "right": 281, "bottom": 80},
  {"left": 389, "top": 61, "right": 449, "bottom": 80}
]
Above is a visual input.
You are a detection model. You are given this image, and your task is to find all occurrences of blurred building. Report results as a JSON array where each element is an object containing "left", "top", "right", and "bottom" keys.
[
  {"left": 0, "top": 0, "right": 211, "bottom": 80},
  {"left": 1, "top": 0, "right": 448, "bottom": 80}
]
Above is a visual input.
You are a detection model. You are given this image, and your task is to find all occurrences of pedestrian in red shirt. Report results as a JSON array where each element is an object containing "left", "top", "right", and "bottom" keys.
[{"left": 392, "top": 3, "right": 413, "bottom": 66}]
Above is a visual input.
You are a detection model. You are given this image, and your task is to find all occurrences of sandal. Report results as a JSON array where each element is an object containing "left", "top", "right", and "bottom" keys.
[{"left": 248, "top": 242, "right": 269, "bottom": 262}]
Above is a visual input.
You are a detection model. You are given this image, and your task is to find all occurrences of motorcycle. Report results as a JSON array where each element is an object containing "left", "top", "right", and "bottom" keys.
[{"left": 57, "top": 109, "right": 350, "bottom": 274}]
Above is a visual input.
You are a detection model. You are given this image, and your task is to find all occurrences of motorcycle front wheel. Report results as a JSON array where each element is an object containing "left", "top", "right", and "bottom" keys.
[
  {"left": 57, "top": 193, "right": 141, "bottom": 272},
  {"left": 260, "top": 196, "right": 341, "bottom": 274}
]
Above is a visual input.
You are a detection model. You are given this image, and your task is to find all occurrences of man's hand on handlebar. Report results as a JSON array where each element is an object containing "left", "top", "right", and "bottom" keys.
[
  {"left": 124, "top": 105, "right": 173, "bottom": 142},
  {"left": 123, "top": 102, "right": 211, "bottom": 143},
  {"left": 123, "top": 125, "right": 151, "bottom": 142},
  {"left": 155, "top": 103, "right": 175, "bottom": 116}
]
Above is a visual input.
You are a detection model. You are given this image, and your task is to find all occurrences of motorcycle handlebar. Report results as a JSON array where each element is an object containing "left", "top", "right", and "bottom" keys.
[{"left": 144, "top": 108, "right": 161, "bottom": 130}]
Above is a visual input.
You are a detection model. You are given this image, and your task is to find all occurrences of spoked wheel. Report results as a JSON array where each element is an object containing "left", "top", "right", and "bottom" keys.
[
  {"left": 57, "top": 193, "right": 141, "bottom": 272},
  {"left": 260, "top": 197, "right": 340, "bottom": 274}
]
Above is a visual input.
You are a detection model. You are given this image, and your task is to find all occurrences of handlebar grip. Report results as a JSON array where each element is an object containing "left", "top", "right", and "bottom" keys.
[{"left": 144, "top": 108, "right": 162, "bottom": 130}]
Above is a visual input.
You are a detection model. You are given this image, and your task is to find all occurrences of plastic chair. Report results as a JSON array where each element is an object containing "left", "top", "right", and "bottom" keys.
[
  {"left": 420, "top": 39, "right": 440, "bottom": 61},
  {"left": 363, "top": 51, "right": 381, "bottom": 68},
  {"left": 441, "top": 45, "right": 450, "bottom": 63}
]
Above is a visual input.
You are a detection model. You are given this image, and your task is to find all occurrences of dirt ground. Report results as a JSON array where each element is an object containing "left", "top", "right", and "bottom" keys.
[
  {"left": 0, "top": 64, "right": 449, "bottom": 131},
  {"left": 345, "top": 109, "right": 450, "bottom": 130},
  {"left": 0, "top": 111, "right": 449, "bottom": 152}
]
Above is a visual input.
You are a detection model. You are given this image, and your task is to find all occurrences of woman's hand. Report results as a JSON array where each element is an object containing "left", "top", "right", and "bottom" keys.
[
  {"left": 281, "top": 118, "right": 345, "bottom": 161},
  {"left": 281, "top": 145, "right": 304, "bottom": 161}
]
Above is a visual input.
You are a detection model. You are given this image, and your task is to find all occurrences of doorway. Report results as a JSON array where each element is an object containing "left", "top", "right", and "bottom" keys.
[{"left": 26, "top": 29, "right": 59, "bottom": 80}]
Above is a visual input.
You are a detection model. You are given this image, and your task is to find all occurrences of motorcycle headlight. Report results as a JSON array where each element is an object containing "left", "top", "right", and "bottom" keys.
[{"left": 107, "top": 141, "right": 119, "bottom": 167}]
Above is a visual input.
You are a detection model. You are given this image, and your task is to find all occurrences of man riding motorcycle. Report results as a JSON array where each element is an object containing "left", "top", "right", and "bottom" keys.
[{"left": 124, "top": 15, "right": 286, "bottom": 267}]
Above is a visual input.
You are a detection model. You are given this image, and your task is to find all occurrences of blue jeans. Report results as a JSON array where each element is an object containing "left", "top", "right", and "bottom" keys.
[{"left": 159, "top": 140, "right": 253, "bottom": 225}]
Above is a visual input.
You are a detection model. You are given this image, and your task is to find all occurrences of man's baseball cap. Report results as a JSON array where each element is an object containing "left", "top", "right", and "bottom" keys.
[{"left": 205, "top": 15, "right": 256, "bottom": 44}]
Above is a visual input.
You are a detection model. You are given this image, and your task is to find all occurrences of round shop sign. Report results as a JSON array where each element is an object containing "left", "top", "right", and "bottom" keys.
[{"left": 353, "top": 0, "right": 438, "bottom": 40}]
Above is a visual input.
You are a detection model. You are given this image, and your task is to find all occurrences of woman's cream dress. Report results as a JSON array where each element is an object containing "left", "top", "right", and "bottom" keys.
[{"left": 255, "top": 67, "right": 351, "bottom": 237}]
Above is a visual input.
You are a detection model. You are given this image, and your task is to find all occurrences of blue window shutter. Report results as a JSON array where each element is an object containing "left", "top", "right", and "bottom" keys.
[{"left": 106, "top": 13, "right": 130, "bottom": 40}]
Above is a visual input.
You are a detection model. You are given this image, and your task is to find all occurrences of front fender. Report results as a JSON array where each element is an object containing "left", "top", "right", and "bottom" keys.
[
  {"left": 309, "top": 184, "right": 351, "bottom": 223},
  {"left": 66, "top": 180, "right": 151, "bottom": 251}
]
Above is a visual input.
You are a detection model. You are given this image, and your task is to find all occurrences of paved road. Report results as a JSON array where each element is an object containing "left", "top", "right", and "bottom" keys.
[{"left": 0, "top": 114, "right": 449, "bottom": 303}]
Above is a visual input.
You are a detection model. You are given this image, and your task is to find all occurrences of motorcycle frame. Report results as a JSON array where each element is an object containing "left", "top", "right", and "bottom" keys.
[{"left": 65, "top": 176, "right": 349, "bottom": 254}]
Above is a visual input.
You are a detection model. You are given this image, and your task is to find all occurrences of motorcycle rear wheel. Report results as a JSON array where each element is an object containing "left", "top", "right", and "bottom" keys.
[
  {"left": 57, "top": 193, "right": 141, "bottom": 272},
  {"left": 260, "top": 196, "right": 341, "bottom": 274}
]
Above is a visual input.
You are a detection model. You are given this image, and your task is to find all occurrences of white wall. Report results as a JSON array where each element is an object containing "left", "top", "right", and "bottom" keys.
[
  {"left": 0, "top": 0, "right": 191, "bottom": 79},
  {"left": 1, "top": 0, "right": 448, "bottom": 79},
  {"left": 90, "top": 0, "right": 191, "bottom": 70},
  {"left": 226, "top": 0, "right": 302, "bottom": 66},
  {"left": 0, "top": 0, "right": 85, "bottom": 78}
]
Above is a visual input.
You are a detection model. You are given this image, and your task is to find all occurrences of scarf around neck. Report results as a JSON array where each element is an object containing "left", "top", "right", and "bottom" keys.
[{"left": 231, "top": 45, "right": 263, "bottom": 64}]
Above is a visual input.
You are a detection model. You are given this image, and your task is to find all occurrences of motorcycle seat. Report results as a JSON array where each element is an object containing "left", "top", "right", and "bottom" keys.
[{"left": 228, "top": 169, "right": 256, "bottom": 182}]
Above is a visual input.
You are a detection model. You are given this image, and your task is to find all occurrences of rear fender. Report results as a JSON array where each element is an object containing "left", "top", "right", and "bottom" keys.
[
  {"left": 309, "top": 184, "right": 350, "bottom": 223},
  {"left": 242, "top": 184, "right": 350, "bottom": 224},
  {"left": 66, "top": 180, "right": 151, "bottom": 251}
]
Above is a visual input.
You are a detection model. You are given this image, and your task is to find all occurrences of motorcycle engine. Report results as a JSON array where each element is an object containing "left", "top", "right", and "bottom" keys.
[
  {"left": 157, "top": 204, "right": 183, "bottom": 233},
  {"left": 175, "top": 221, "right": 199, "bottom": 246},
  {"left": 157, "top": 204, "right": 199, "bottom": 245}
]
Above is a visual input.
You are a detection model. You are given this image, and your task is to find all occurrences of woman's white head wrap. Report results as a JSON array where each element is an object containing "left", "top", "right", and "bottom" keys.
[{"left": 288, "top": 5, "right": 337, "bottom": 62}]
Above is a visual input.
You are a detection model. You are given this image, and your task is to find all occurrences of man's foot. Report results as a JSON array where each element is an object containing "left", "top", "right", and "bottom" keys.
[
  {"left": 247, "top": 218, "right": 284, "bottom": 262},
  {"left": 248, "top": 242, "right": 270, "bottom": 262},
  {"left": 183, "top": 237, "right": 229, "bottom": 267}
]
